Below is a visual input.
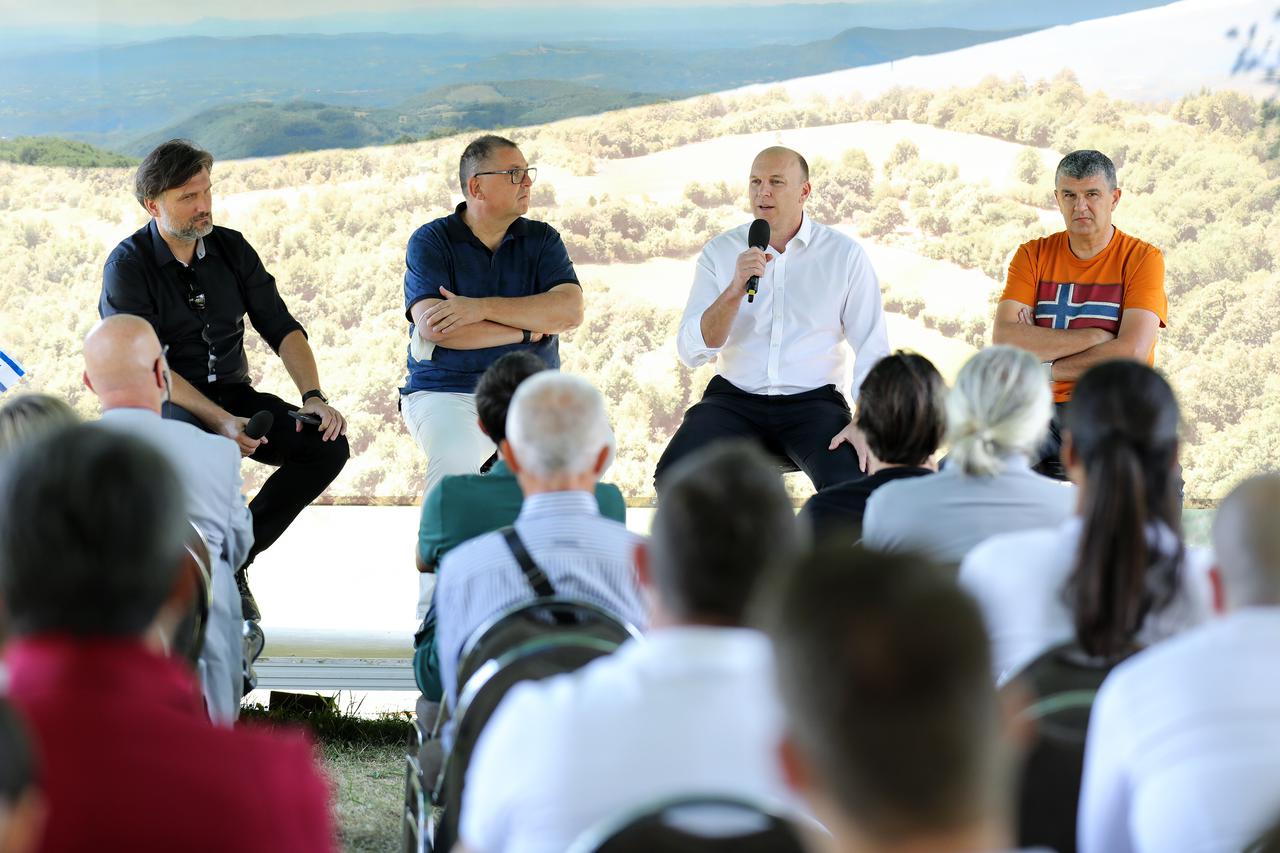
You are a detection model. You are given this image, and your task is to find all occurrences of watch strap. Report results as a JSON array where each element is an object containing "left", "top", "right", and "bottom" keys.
[{"left": 302, "top": 389, "right": 328, "bottom": 405}]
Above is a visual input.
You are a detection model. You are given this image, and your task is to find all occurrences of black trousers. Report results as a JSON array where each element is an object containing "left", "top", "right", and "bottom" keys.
[
  {"left": 654, "top": 376, "right": 863, "bottom": 492},
  {"left": 164, "top": 383, "right": 350, "bottom": 565}
]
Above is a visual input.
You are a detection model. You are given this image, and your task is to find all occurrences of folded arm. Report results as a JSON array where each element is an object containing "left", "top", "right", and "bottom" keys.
[
  {"left": 1049, "top": 308, "right": 1161, "bottom": 382},
  {"left": 417, "top": 283, "right": 583, "bottom": 338},
  {"left": 992, "top": 299, "right": 1115, "bottom": 361},
  {"left": 410, "top": 298, "right": 529, "bottom": 350}
]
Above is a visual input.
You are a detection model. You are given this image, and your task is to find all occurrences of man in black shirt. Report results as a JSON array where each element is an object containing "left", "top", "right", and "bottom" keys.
[
  {"left": 799, "top": 351, "right": 942, "bottom": 544},
  {"left": 100, "top": 139, "right": 349, "bottom": 620}
]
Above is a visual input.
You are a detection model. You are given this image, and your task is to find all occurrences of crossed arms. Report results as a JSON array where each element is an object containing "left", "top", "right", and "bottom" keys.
[
  {"left": 992, "top": 300, "right": 1161, "bottom": 382},
  {"left": 409, "top": 283, "right": 583, "bottom": 351}
]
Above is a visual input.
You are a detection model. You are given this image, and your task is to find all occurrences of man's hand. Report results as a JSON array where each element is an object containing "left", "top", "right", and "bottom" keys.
[
  {"left": 829, "top": 420, "right": 871, "bottom": 474},
  {"left": 420, "top": 287, "right": 490, "bottom": 335},
  {"left": 299, "top": 398, "right": 347, "bottom": 442},
  {"left": 218, "top": 415, "right": 266, "bottom": 458},
  {"left": 732, "top": 248, "right": 773, "bottom": 295}
]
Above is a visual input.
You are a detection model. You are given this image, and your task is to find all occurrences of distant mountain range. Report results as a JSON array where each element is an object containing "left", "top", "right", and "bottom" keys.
[{"left": 0, "top": 25, "right": 1037, "bottom": 159}]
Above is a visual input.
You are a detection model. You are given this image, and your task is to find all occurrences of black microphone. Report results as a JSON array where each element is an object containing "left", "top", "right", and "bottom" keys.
[
  {"left": 245, "top": 411, "right": 274, "bottom": 440},
  {"left": 746, "top": 218, "right": 770, "bottom": 304}
]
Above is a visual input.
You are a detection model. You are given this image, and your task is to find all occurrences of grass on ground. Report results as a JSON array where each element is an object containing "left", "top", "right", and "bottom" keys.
[{"left": 242, "top": 698, "right": 414, "bottom": 852}]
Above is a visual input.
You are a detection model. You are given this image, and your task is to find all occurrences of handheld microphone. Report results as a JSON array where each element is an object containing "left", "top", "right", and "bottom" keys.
[
  {"left": 245, "top": 411, "right": 274, "bottom": 440},
  {"left": 746, "top": 218, "right": 770, "bottom": 304}
]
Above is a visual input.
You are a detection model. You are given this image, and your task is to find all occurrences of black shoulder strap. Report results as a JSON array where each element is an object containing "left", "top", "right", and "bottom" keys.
[{"left": 501, "top": 526, "right": 556, "bottom": 598}]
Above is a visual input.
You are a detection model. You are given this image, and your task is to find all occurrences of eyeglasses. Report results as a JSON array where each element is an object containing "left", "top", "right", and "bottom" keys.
[
  {"left": 177, "top": 266, "right": 206, "bottom": 312},
  {"left": 472, "top": 167, "right": 537, "bottom": 185}
]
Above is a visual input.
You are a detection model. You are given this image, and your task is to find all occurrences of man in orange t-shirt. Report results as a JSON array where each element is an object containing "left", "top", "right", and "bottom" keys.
[{"left": 992, "top": 149, "right": 1167, "bottom": 479}]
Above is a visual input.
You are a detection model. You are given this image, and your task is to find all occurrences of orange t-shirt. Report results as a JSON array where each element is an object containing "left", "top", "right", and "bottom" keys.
[{"left": 1002, "top": 228, "right": 1167, "bottom": 402}]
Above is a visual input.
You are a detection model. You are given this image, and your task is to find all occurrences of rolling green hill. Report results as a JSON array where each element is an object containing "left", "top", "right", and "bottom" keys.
[
  {"left": 127, "top": 81, "right": 669, "bottom": 159},
  {"left": 0, "top": 136, "right": 136, "bottom": 167}
]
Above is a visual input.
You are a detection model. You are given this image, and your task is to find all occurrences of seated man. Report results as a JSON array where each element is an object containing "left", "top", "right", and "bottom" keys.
[
  {"left": 800, "top": 351, "right": 945, "bottom": 544},
  {"left": 434, "top": 372, "right": 646, "bottom": 735},
  {"left": 412, "top": 351, "right": 626, "bottom": 700},
  {"left": 1078, "top": 473, "right": 1280, "bottom": 853},
  {"left": 100, "top": 139, "right": 350, "bottom": 621},
  {"left": 457, "top": 442, "right": 804, "bottom": 853},
  {"left": 764, "top": 546, "right": 1023, "bottom": 853},
  {"left": 0, "top": 426, "right": 335, "bottom": 852},
  {"left": 657, "top": 146, "right": 890, "bottom": 491},
  {"left": 84, "top": 315, "right": 253, "bottom": 724}
]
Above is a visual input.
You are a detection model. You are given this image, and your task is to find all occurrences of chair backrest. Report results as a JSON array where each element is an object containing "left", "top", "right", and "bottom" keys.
[
  {"left": 401, "top": 754, "right": 430, "bottom": 853},
  {"left": 567, "top": 795, "right": 811, "bottom": 853},
  {"left": 432, "top": 628, "right": 629, "bottom": 852},
  {"left": 456, "top": 597, "right": 641, "bottom": 694},
  {"left": 172, "top": 520, "right": 213, "bottom": 666},
  {"left": 1010, "top": 641, "right": 1130, "bottom": 853}
]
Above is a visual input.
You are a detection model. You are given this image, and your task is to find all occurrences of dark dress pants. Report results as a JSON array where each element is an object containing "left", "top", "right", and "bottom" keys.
[
  {"left": 164, "top": 383, "right": 350, "bottom": 565},
  {"left": 654, "top": 376, "right": 863, "bottom": 492}
]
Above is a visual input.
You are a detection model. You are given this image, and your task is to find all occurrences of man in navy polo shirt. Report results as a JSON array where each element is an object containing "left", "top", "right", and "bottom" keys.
[{"left": 400, "top": 134, "right": 583, "bottom": 495}]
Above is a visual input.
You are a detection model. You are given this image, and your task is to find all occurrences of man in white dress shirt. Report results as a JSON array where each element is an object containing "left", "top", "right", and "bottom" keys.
[
  {"left": 657, "top": 146, "right": 890, "bottom": 490},
  {"left": 83, "top": 315, "right": 252, "bottom": 724},
  {"left": 456, "top": 441, "right": 804, "bottom": 853},
  {"left": 1078, "top": 473, "right": 1280, "bottom": 853}
]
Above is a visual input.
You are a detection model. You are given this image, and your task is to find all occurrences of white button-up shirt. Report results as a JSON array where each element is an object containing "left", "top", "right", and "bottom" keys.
[
  {"left": 1078, "top": 608, "right": 1280, "bottom": 853},
  {"left": 676, "top": 214, "right": 890, "bottom": 401}
]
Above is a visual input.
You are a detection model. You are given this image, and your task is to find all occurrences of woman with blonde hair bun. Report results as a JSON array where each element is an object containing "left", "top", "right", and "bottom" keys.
[{"left": 862, "top": 345, "right": 1074, "bottom": 567}]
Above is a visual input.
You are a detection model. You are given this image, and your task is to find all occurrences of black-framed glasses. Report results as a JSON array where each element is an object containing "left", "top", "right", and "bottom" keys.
[{"left": 473, "top": 167, "right": 537, "bottom": 185}]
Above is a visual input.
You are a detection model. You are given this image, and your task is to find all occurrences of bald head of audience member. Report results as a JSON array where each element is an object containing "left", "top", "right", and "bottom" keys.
[
  {"left": 503, "top": 372, "right": 614, "bottom": 495},
  {"left": 0, "top": 394, "right": 78, "bottom": 457},
  {"left": 1212, "top": 474, "right": 1280, "bottom": 612},
  {"left": 82, "top": 315, "right": 169, "bottom": 413},
  {"left": 766, "top": 547, "right": 1014, "bottom": 853},
  {"left": 0, "top": 424, "right": 190, "bottom": 642},
  {"left": 0, "top": 698, "right": 44, "bottom": 853},
  {"left": 642, "top": 441, "right": 802, "bottom": 627}
]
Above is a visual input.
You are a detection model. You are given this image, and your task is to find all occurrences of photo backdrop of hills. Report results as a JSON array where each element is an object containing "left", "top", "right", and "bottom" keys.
[{"left": 0, "top": 0, "right": 1169, "bottom": 159}]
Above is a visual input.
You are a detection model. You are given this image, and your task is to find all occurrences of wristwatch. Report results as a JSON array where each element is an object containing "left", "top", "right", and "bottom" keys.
[
  {"left": 1041, "top": 361, "right": 1055, "bottom": 381},
  {"left": 521, "top": 329, "right": 532, "bottom": 344},
  {"left": 302, "top": 389, "right": 328, "bottom": 405}
]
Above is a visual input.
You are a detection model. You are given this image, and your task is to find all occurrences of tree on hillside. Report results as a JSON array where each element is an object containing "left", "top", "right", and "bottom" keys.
[{"left": 1014, "top": 148, "right": 1044, "bottom": 185}]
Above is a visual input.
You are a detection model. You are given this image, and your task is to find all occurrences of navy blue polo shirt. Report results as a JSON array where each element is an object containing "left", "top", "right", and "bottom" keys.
[{"left": 401, "top": 202, "right": 579, "bottom": 395}]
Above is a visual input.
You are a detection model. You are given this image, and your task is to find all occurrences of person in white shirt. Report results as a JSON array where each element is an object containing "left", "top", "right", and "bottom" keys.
[
  {"left": 863, "top": 345, "right": 1074, "bottom": 567},
  {"left": 83, "top": 315, "right": 253, "bottom": 724},
  {"left": 656, "top": 146, "right": 890, "bottom": 491},
  {"left": 960, "top": 360, "right": 1211, "bottom": 683},
  {"left": 455, "top": 441, "right": 805, "bottom": 853},
  {"left": 764, "top": 546, "right": 1028, "bottom": 853},
  {"left": 1078, "top": 473, "right": 1280, "bottom": 853}
]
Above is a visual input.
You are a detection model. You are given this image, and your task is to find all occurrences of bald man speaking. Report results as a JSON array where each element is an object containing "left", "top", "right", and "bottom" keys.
[
  {"left": 84, "top": 315, "right": 253, "bottom": 723},
  {"left": 656, "top": 146, "right": 890, "bottom": 492}
]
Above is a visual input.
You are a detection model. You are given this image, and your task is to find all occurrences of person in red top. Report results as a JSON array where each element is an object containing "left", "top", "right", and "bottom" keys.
[
  {"left": 992, "top": 149, "right": 1167, "bottom": 479},
  {"left": 0, "top": 424, "right": 336, "bottom": 853}
]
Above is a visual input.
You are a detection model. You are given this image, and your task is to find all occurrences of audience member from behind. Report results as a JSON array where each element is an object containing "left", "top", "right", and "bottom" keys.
[
  {"left": 0, "top": 394, "right": 77, "bottom": 457},
  {"left": 457, "top": 442, "right": 804, "bottom": 853},
  {"left": 412, "top": 351, "right": 626, "bottom": 700},
  {"left": 862, "top": 345, "right": 1074, "bottom": 566},
  {"left": 433, "top": 372, "right": 646, "bottom": 735},
  {"left": 84, "top": 315, "right": 253, "bottom": 724},
  {"left": 0, "top": 426, "right": 335, "bottom": 852},
  {"left": 764, "top": 547, "right": 1020, "bottom": 853},
  {"left": 0, "top": 699, "right": 43, "bottom": 853},
  {"left": 960, "top": 361, "right": 1209, "bottom": 682},
  {"left": 1078, "top": 473, "right": 1280, "bottom": 853},
  {"left": 801, "top": 351, "right": 944, "bottom": 543}
]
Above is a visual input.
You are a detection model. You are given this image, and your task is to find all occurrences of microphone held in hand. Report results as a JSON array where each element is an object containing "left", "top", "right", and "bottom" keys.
[
  {"left": 746, "top": 218, "right": 770, "bottom": 304},
  {"left": 245, "top": 411, "right": 274, "bottom": 440}
]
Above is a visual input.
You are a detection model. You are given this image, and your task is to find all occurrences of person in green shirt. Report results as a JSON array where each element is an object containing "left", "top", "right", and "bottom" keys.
[{"left": 412, "top": 351, "right": 627, "bottom": 700}]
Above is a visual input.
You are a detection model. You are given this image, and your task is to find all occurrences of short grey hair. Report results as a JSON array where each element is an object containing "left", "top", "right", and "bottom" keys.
[
  {"left": 458, "top": 134, "right": 519, "bottom": 197},
  {"left": 505, "top": 372, "right": 614, "bottom": 478},
  {"left": 1055, "top": 150, "right": 1117, "bottom": 190},
  {"left": 946, "top": 346, "right": 1052, "bottom": 477},
  {"left": 0, "top": 393, "right": 78, "bottom": 457},
  {"left": 1212, "top": 474, "right": 1280, "bottom": 609}
]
